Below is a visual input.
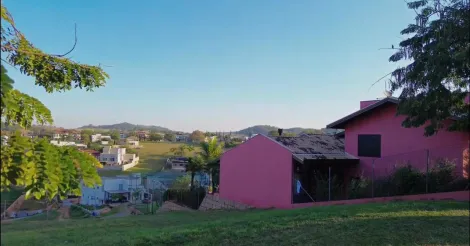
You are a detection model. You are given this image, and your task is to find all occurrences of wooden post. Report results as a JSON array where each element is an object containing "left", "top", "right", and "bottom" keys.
[
  {"left": 372, "top": 159, "right": 375, "bottom": 198},
  {"left": 328, "top": 166, "right": 331, "bottom": 201},
  {"left": 426, "top": 149, "right": 430, "bottom": 194}
]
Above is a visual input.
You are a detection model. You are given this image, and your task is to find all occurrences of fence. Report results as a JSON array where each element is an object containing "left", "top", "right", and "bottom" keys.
[{"left": 305, "top": 144, "right": 469, "bottom": 202}]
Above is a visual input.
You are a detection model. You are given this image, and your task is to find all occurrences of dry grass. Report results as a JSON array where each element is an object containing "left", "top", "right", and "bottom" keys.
[{"left": 98, "top": 142, "right": 200, "bottom": 177}]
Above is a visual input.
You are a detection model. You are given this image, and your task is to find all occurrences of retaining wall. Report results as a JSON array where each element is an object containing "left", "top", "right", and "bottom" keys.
[
  {"left": 199, "top": 193, "right": 253, "bottom": 211},
  {"left": 200, "top": 191, "right": 469, "bottom": 211},
  {"left": 292, "top": 191, "right": 470, "bottom": 209}
]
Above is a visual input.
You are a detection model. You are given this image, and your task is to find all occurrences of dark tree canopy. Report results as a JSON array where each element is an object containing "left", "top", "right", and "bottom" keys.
[{"left": 388, "top": 0, "right": 469, "bottom": 136}]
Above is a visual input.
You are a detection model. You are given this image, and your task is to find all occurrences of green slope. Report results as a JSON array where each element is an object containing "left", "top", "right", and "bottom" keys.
[{"left": 1, "top": 201, "right": 468, "bottom": 246}]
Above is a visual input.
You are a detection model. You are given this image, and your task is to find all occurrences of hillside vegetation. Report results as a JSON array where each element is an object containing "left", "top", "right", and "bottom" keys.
[
  {"left": 78, "top": 122, "right": 172, "bottom": 132},
  {"left": 1, "top": 201, "right": 468, "bottom": 246}
]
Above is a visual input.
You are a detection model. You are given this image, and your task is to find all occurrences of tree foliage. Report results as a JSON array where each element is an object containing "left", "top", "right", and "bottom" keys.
[
  {"left": 186, "top": 156, "right": 206, "bottom": 189},
  {"left": 0, "top": 4, "right": 107, "bottom": 199},
  {"left": 170, "top": 144, "right": 194, "bottom": 157},
  {"left": 388, "top": 0, "right": 470, "bottom": 136},
  {"left": 199, "top": 137, "right": 224, "bottom": 164},
  {"left": 149, "top": 133, "right": 163, "bottom": 142},
  {"left": 109, "top": 130, "right": 120, "bottom": 141},
  {"left": 1, "top": 131, "right": 102, "bottom": 200},
  {"left": 164, "top": 133, "right": 176, "bottom": 142},
  {"left": 171, "top": 175, "right": 192, "bottom": 190},
  {"left": 189, "top": 130, "right": 206, "bottom": 143}
]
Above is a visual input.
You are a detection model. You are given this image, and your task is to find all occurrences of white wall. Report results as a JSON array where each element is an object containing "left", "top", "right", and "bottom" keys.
[
  {"left": 80, "top": 183, "right": 105, "bottom": 206},
  {"left": 91, "top": 134, "right": 102, "bottom": 142}
]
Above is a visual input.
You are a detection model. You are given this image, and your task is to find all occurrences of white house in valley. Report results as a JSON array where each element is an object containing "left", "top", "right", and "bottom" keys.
[
  {"left": 91, "top": 134, "right": 112, "bottom": 143},
  {"left": 99, "top": 146, "right": 136, "bottom": 166},
  {"left": 80, "top": 173, "right": 149, "bottom": 206}
]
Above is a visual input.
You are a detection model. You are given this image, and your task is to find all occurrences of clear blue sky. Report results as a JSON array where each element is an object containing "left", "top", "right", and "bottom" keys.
[{"left": 4, "top": 0, "right": 414, "bottom": 132}]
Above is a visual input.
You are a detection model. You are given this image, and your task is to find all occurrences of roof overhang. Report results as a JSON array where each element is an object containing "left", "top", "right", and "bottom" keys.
[
  {"left": 105, "top": 190, "right": 130, "bottom": 194},
  {"left": 293, "top": 152, "right": 359, "bottom": 164}
]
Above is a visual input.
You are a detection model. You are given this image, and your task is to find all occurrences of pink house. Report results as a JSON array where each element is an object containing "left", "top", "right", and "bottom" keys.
[
  {"left": 326, "top": 96, "right": 469, "bottom": 178},
  {"left": 220, "top": 96, "right": 469, "bottom": 209},
  {"left": 220, "top": 132, "right": 356, "bottom": 209}
]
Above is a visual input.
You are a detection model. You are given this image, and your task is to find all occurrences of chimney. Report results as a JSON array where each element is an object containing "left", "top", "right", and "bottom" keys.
[{"left": 278, "top": 128, "right": 283, "bottom": 136}]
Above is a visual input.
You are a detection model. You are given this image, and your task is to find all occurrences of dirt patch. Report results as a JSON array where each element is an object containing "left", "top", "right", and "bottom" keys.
[{"left": 57, "top": 206, "right": 70, "bottom": 221}]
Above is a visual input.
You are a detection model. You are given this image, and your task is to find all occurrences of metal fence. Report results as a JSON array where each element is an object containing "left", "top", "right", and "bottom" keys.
[{"left": 309, "top": 145, "right": 469, "bottom": 202}]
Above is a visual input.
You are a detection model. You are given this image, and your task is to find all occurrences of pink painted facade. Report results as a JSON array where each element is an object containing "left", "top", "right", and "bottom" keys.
[
  {"left": 220, "top": 135, "right": 294, "bottom": 209},
  {"left": 359, "top": 100, "right": 380, "bottom": 109},
  {"left": 341, "top": 102, "right": 469, "bottom": 178}
]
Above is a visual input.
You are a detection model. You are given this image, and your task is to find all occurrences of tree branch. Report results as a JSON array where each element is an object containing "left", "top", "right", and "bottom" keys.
[
  {"left": 1, "top": 58, "right": 17, "bottom": 69},
  {"left": 368, "top": 71, "right": 394, "bottom": 92},
  {"left": 53, "top": 24, "right": 77, "bottom": 57}
]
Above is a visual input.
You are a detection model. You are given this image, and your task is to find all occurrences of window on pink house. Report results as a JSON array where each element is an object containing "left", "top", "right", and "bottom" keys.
[{"left": 358, "top": 134, "right": 381, "bottom": 157}]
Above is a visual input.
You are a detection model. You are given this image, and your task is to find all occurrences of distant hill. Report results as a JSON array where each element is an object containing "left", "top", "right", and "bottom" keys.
[
  {"left": 78, "top": 122, "right": 172, "bottom": 132},
  {"left": 235, "top": 125, "right": 329, "bottom": 136}
]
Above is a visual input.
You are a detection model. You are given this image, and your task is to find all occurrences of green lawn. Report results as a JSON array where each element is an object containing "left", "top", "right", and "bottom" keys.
[
  {"left": 15, "top": 210, "right": 60, "bottom": 222},
  {"left": 1, "top": 201, "right": 468, "bottom": 246},
  {"left": 98, "top": 142, "right": 199, "bottom": 177}
]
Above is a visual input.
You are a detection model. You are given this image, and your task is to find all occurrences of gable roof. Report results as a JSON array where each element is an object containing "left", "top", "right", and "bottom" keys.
[{"left": 327, "top": 97, "right": 399, "bottom": 129}]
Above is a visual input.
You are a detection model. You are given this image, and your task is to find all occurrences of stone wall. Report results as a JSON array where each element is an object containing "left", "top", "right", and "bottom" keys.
[
  {"left": 199, "top": 193, "right": 253, "bottom": 211},
  {"left": 158, "top": 201, "right": 193, "bottom": 213}
]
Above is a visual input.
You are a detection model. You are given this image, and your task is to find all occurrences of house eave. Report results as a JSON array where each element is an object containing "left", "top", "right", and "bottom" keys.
[{"left": 327, "top": 97, "right": 399, "bottom": 129}]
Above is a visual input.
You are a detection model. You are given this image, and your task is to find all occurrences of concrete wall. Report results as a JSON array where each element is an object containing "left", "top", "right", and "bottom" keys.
[
  {"left": 121, "top": 156, "right": 139, "bottom": 171},
  {"left": 344, "top": 103, "right": 469, "bottom": 178},
  {"left": 80, "top": 184, "right": 105, "bottom": 205},
  {"left": 220, "top": 134, "right": 293, "bottom": 209}
]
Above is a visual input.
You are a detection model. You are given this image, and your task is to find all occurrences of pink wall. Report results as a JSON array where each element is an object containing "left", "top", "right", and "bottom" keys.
[
  {"left": 220, "top": 135, "right": 293, "bottom": 209},
  {"left": 360, "top": 100, "right": 380, "bottom": 109},
  {"left": 344, "top": 103, "right": 469, "bottom": 178}
]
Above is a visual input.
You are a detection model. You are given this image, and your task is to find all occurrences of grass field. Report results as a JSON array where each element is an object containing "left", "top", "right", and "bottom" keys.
[
  {"left": 16, "top": 210, "right": 60, "bottom": 222},
  {"left": 98, "top": 142, "right": 199, "bottom": 177},
  {"left": 1, "top": 201, "right": 468, "bottom": 246}
]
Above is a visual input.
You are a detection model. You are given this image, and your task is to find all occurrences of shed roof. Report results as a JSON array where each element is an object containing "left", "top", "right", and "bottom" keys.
[{"left": 272, "top": 134, "right": 357, "bottom": 162}]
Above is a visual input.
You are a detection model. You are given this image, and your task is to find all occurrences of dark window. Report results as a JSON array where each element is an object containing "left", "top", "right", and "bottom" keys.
[{"left": 358, "top": 134, "right": 381, "bottom": 157}]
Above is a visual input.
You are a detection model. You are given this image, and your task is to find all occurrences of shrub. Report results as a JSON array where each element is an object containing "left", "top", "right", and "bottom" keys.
[
  {"left": 348, "top": 176, "right": 372, "bottom": 199},
  {"left": 389, "top": 163, "right": 426, "bottom": 195},
  {"left": 427, "top": 159, "right": 456, "bottom": 192}
]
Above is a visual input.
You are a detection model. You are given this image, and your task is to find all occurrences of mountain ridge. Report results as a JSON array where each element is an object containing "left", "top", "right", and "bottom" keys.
[{"left": 78, "top": 122, "right": 172, "bottom": 132}]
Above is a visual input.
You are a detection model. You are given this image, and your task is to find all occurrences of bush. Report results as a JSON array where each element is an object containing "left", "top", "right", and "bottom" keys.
[
  {"left": 427, "top": 159, "right": 456, "bottom": 192},
  {"left": 348, "top": 176, "right": 372, "bottom": 199},
  {"left": 345, "top": 159, "right": 468, "bottom": 199},
  {"left": 389, "top": 163, "right": 426, "bottom": 195}
]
